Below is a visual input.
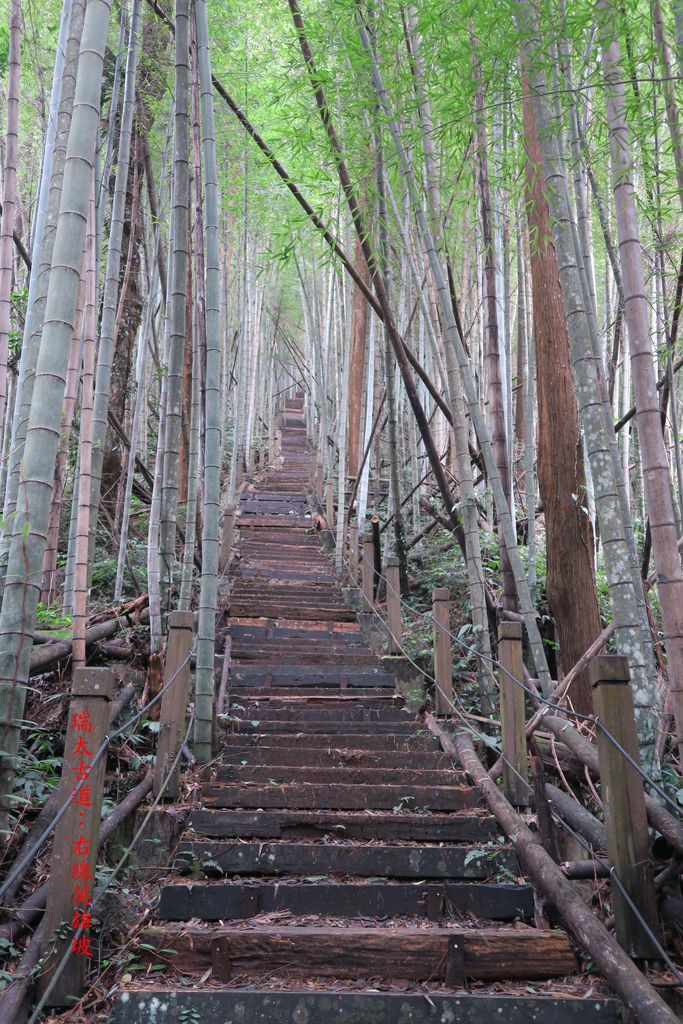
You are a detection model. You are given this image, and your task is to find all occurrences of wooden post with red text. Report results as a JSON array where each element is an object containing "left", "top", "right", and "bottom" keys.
[{"left": 36, "top": 668, "right": 114, "bottom": 1006}]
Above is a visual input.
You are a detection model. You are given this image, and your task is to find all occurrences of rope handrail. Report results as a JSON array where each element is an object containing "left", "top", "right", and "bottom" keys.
[{"left": 356, "top": 545, "right": 682, "bottom": 818}]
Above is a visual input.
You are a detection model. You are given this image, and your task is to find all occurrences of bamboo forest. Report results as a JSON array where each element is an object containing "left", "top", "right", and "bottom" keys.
[{"left": 0, "top": 0, "right": 682, "bottom": 1019}]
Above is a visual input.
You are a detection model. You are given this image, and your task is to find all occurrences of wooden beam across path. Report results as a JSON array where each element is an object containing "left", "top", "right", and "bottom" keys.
[
  {"left": 113, "top": 990, "right": 619, "bottom": 1024},
  {"left": 138, "top": 924, "right": 576, "bottom": 982},
  {"left": 158, "top": 880, "right": 534, "bottom": 923}
]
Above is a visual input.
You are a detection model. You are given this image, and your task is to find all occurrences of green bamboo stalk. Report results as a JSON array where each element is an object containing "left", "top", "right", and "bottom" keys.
[
  {"left": 194, "top": 0, "right": 223, "bottom": 759},
  {"left": 0, "top": 0, "right": 113, "bottom": 823},
  {"left": 159, "top": 0, "right": 191, "bottom": 617},
  {"left": 88, "top": 0, "right": 142, "bottom": 565}
]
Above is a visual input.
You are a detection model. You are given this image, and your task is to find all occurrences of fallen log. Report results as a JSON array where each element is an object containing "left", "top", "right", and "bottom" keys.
[
  {"left": 29, "top": 603, "right": 149, "bottom": 676},
  {"left": 427, "top": 715, "right": 677, "bottom": 1024},
  {"left": 0, "top": 920, "right": 45, "bottom": 1024},
  {"left": 546, "top": 783, "right": 608, "bottom": 853},
  {"left": 542, "top": 716, "right": 683, "bottom": 857}
]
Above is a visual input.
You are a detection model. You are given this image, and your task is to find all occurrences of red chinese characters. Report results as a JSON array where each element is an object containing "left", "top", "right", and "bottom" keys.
[{"left": 70, "top": 709, "right": 95, "bottom": 957}]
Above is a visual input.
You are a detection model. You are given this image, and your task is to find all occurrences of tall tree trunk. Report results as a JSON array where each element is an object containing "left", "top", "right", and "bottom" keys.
[
  {"left": 514, "top": 0, "right": 660, "bottom": 772},
  {"left": 194, "top": 0, "right": 222, "bottom": 760},
  {"left": 347, "top": 235, "right": 369, "bottom": 480},
  {"left": 0, "top": 0, "right": 113, "bottom": 824},
  {"left": 0, "top": 0, "right": 21, "bottom": 439},
  {"left": 89, "top": 0, "right": 141, "bottom": 562},
  {"left": 471, "top": 36, "right": 516, "bottom": 612},
  {"left": 160, "top": 0, "right": 191, "bottom": 616},
  {"left": 72, "top": 183, "right": 96, "bottom": 668},
  {"left": 522, "top": 79, "right": 602, "bottom": 715},
  {"left": 0, "top": 0, "right": 84, "bottom": 592},
  {"left": 599, "top": 3, "right": 683, "bottom": 757}
]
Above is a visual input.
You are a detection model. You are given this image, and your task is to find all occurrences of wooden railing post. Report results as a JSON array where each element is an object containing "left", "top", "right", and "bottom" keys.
[
  {"left": 315, "top": 460, "right": 324, "bottom": 507},
  {"left": 591, "top": 655, "right": 660, "bottom": 958},
  {"left": 432, "top": 588, "right": 452, "bottom": 715},
  {"left": 154, "top": 611, "right": 195, "bottom": 800},
  {"left": 386, "top": 557, "right": 401, "bottom": 654},
  {"left": 362, "top": 533, "right": 375, "bottom": 608},
  {"left": 498, "top": 621, "right": 530, "bottom": 807},
  {"left": 218, "top": 503, "right": 235, "bottom": 575},
  {"left": 37, "top": 668, "right": 114, "bottom": 1006},
  {"left": 325, "top": 479, "right": 335, "bottom": 528},
  {"left": 348, "top": 522, "right": 359, "bottom": 582}
]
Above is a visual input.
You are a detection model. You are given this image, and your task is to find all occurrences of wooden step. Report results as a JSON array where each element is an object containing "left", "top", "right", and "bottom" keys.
[
  {"left": 216, "top": 746, "right": 453, "bottom": 769},
  {"left": 112, "top": 989, "right": 619, "bottom": 1024},
  {"left": 158, "top": 880, "right": 533, "bottom": 922},
  {"left": 229, "top": 686, "right": 397, "bottom": 698},
  {"left": 220, "top": 733, "right": 438, "bottom": 751},
  {"left": 214, "top": 764, "right": 465, "bottom": 786},
  {"left": 228, "top": 707, "right": 413, "bottom": 723},
  {"left": 174, "top": 840, "right": 519, "bottom": 879},
  {"left": 189, "top": 809, "right": 497, "bottom": 842},
  {"left": 200, "top": 781, "right": 480, "bottom": 811},
  {"left": 230, "top": 721, "right": 421, "bottom": 735},
  {"left": 137, "top": 925, "right": 576, "bottom": 982}
]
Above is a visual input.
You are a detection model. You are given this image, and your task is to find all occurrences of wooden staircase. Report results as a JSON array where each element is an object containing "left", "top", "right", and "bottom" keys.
[{"left": 112, "top": 396, "right": 618, "bottom": 1023}]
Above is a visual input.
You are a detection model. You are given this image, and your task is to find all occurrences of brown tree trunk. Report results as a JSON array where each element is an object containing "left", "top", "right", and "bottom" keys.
[
  {"left": 521, "top": 78, "right": 602, "bottom": 715},
  {"left": 346, "top": 234, "right": 369, "bottom": 480}
]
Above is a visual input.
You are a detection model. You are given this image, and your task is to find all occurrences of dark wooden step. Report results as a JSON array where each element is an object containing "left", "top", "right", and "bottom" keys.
[
  {"left": 220, "top": 733, "right": 438, "bottom": 751},
  {"left": 214, "top": 764, "right": 465, "bottom": 786},
  {"left": 230, "top": 721, "right": 420, "bottom": 735},
  {"left": 228, "top": 707, "right": 412, "bottom": 723},
  {"left": 138, "top": 925, "right": 576, "bottom": 982},
  {"left": 158, "top": 880, "right": 533, "bottom": 922},
  {"left": 233, "top": 650, "right": 379, "bottom": 666},
  {"left": 201, "top": 782, "right": 480, "bottom": 811},
  {"left": 229, "top": 686, "right": 397, "bottom": 698},
  {"left": 174, "top": 840, "right": 518, "bottom": 879},
  {"left": 231, "top": 670, "right": 396, "bottom": 689},
  {"left": 189, "top": 809, "right": 496, "bottom": 842},
  {"left": 112, "top": 989, "right": 619, "bottom": 1024},
  {"left": 229, "top": 625, "right": 364, "bottom": 641},
  {"left": 216, "top": 746, "right": 453, "bottom": 769}
]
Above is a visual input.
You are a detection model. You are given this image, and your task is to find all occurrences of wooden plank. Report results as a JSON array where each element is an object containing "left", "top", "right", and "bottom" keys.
[
  {"left": 220, "top": 733, "right": 439, "bottom": 751},
  {"left": 214, "top": 764, "right": 466, "bottom": 786},
  {"left": 112, "top": 989, "right": 619, "bottom": 1024},
  {"left": 158, "top": 880, "right": 533, "bottom": 922},
  {"left": 216, "top": 746, "right": 454, "bottom": 769},
  {"left": 138, "top": 925, "right": 576, "bottom": 981},
  {"left": 174, "top": 840, "right": 519, "bottom": 879},
  {"left": 201, "top": 781, "right": 480, "bottom": 810},
  {"left": 189, "top": 808, "right": 497, "bottom": 842},
  {"left": 231, "top": 721, "right": 420, "bottom": 735},
  {"left": 232, "top": 708, "right": 410, "bottom": 723}
]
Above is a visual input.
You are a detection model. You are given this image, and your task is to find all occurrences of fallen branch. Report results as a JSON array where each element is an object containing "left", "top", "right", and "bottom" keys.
[
  {"left": 427, "top": 715, "right": 677, "bottom": 1024},
  {"left": 29, "top": 601, "right": 149, "bottom": 676}
]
